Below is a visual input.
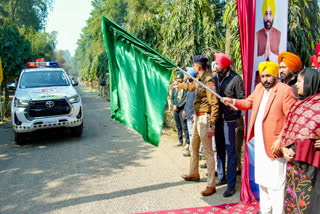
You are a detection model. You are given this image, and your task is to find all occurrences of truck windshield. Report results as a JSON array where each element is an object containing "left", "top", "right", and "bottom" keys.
[{"left": 19, "top": 70, "right": 70, "bottom": 88}]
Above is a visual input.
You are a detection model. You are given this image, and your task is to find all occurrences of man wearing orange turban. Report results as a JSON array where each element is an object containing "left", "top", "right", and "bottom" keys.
[
  {"left": 221, "top": 61, "right": 297, "bottom": 214},
  {"left": 256, "top": 0, "right": 281, "bottom": 61},
  {"left": 278, "top": 52, "right": 302, "bottom": 97}
]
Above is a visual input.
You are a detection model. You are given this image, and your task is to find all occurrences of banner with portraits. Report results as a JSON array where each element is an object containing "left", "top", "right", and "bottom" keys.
[
  {"left": 236, "top": 0, "right": 289, "bottom": 203},
  {"left": 251, "top": 0, "right": 288, "bottom": 92}
]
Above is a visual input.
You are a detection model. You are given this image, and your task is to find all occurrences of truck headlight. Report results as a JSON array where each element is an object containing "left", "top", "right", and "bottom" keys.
[
  {"left": 68, "top": 95, "right": 80, "bottom": 104},
  {"left": 14, "top": 97, "right": 29, "bottom": 108}
]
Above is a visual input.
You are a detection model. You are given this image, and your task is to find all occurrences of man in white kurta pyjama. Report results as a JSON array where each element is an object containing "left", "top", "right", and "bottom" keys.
[{"left": 222, "top": 61, "right": 297, "bottom": 214}]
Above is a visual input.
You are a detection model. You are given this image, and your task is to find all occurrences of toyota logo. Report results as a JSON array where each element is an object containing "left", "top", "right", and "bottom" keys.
[{"left": 45, "top": 101, "right": 55, "bottom": 108}]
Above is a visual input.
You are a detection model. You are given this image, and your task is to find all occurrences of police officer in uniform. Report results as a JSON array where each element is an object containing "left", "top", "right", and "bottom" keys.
[{"left": 170, "top": 55, "right": 219, "bottom": 196}]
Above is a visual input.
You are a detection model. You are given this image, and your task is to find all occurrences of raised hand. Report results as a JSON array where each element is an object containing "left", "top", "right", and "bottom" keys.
[{"left": 170, "top": 81, "right": 178, "bottom": 90}]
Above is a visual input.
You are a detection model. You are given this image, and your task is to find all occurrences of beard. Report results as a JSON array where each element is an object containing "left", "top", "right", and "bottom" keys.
[
  {"left": 264, "top": 20, "right": 273, "bottom": 30},
  {"left": 280, "top": 71, "right": 294, "bottom": 83},
  {"left": 262, "top": 77, "right": 276, "bottom": 89},
  {"left": 215, "top": 67, "right": 223, "bottom": 74}
]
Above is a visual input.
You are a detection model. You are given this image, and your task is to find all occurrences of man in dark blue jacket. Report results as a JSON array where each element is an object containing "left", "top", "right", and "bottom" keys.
[
  {"left": 213, "top": 53, "right": 245, "bottom": 197},
  {"left": 171, "top": 72, "right": 189, "bottom": 147},
  {"left": 182, "top": 67, "right": 197, "bottom": 155}
]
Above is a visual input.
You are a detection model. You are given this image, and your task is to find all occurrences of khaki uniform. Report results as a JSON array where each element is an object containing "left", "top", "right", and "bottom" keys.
[{"left": 178, "top": 71, "right": 219, "bottom": 187}]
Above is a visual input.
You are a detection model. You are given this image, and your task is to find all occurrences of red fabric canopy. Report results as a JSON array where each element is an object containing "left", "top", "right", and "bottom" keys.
[{"left": 237, "top": 0, "right": 257, "bottom": 203}]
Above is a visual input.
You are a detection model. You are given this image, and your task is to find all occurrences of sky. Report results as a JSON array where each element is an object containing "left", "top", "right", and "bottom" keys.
[{"left": 46, "top": 0, "right": 93, "bottom": 57}]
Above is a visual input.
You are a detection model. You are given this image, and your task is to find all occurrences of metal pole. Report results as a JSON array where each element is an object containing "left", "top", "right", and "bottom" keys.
[{"left": 176, "top": 67, "right": 238, "bottom": 111}]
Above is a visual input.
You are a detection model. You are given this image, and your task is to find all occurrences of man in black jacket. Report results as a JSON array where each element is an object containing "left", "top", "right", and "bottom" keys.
[
  {"left": 171, "top": 72, "right": 190, "bottom": 147},
  {"left": 213, "top": 53, "right": 245, "bottom": 197}
]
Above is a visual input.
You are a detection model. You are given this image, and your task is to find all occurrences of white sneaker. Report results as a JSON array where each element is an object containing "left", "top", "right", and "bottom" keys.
[
  {"left": 183, "top": 144, "right": 189, "bottom": 150},
  {"left": 175, "top": 142, "right": 183, "bottom": 146}
]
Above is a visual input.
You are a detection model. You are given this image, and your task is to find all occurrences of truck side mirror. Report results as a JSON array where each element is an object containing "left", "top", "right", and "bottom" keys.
[
  {"left": 72, "top": 80, "right": 79, "bottom": 86},
  {"left": 7, "top": 82, "right": 16, "bottom": 91}
]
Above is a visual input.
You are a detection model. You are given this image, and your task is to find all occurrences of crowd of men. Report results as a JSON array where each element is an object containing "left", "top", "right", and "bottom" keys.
[
  {"left": 170, "top": 53, "right": 246, "bottom": 197},
  {"left": 169, "top": 43, "right": 320, "bottom": 214}
]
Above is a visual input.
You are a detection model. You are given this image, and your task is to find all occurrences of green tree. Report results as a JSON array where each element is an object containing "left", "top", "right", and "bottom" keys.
[
  {"left": 0, "top": 24, "right": 31, "bottom": 103},
  {"left": 223, "top": 0, "right": 241, "bottom": 73},
  {"left": 0, "top": 0, "right": 55, "bottom": 118},
  {"left": 287, "top": 0, "right": 320, "bottom": 65},
  {"left": 160, "top": 0, "right": 225, "bottom": 67},
  {"left": 21, "top": 28, "right": 57, "bottom": 60},
  {"left": 224, "top": 0, "right": 320, "bottom": 74},
  {"left": 53, "top": 50, "right": 72, "bottom": 74},
  {"left": 125, "top": 0, "right": 171, "bottom": 49},
  {"left": 74, "top": 0, "right": 128, "bottom": 79},
  {"left": 0, "top": 0, "right": 53, "bottom": 30},
  {"left": 96, "top": 52, "right": 108, "bottom": 76},
  {"left": 0, "top": 2, "right": 8, "bottom": 25}
]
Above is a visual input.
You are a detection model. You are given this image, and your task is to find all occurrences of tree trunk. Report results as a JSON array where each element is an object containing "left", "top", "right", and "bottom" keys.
[
  {"left": 225, "top": 21, "right": 231, "bottom": 57},
  {"left": 11, "top": 0, "right": 18, "bottom": 22}
]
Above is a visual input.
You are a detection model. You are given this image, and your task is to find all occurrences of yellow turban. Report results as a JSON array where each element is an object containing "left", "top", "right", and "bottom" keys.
[
  {"left": 259, "top": 61, "right": 279, "bottom": 77},
  {"left": 262, "top": 0, "right": 276, "bottom": 18},
  {"left": 278, "top": 52, "right": 302, "bottom": 73}
]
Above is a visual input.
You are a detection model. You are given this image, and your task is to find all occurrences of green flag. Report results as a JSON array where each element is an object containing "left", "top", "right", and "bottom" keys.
[{"left": 101, "top": 15, "right": 176, "bottom": 146}]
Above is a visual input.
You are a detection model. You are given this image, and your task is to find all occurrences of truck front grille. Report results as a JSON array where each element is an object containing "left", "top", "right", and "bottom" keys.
[{"left": 28, "top": 99, "right": 71, "bottom": 117}]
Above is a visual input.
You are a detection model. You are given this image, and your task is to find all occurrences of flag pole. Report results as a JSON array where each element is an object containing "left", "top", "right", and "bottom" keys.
[{"left": 176, "top": 67, "right": 238, "bottom": 111}]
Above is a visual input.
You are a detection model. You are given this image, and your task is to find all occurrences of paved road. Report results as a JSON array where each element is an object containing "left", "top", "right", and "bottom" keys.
[{"left": 0, "top": 84, "right": 241, "bottom": 214}]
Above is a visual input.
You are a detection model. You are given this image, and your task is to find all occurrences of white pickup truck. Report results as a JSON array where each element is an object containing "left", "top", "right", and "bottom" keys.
[{"left": 11, "top": 62, "right": 83, "bottom": 144}]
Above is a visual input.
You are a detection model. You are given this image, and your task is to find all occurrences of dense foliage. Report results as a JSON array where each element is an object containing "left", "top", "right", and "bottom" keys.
[
  {"left": 0, "top": 0, "right": 56, "bottom": 82},
  {"left": 74, "top": 0, "right": 319, "bottom": 80},
  {"left": 0, "top": 24, "right": 31, "bottom": 82},
  {"left": 223, "top": 0, "right": 320, "bottom": 74},
  {"left": 0, "top": 0, "right": 56, "bottom": 108},
  {"left": 160, "top": 0, "right": 226, "bottom": 66},
  {"left": 287, "top": 0, "right": 320, "bottom": 65},
  {"left": 0, "top": 0, "right": 53, "bottom": 31},
  {"left": 1, "top": 0, "right": 319, "bottom": 82}
]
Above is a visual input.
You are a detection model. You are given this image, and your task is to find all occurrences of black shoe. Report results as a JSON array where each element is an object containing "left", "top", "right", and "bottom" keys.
[
  {"left": 216, "top": 179, "right": 227, "bottom": 186},
  {"left": 200, "top": 163, "right": 207, "bottom": 168},
  {"left": 223, "top": 187, "right": 235, "bottom": 197},
  {"left": 183, "top": 151, "right": 190, "bottom": 157}
]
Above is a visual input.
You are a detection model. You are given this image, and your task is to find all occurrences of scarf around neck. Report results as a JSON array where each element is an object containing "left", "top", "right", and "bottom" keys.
[{"left": 281, "top": 93, "right": 320, "bottom": 148}]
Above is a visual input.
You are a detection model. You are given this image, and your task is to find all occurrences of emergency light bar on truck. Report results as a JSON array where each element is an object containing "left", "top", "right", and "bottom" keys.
[{"left": 26, "top": 61, "right": 59, "bottom": 68}]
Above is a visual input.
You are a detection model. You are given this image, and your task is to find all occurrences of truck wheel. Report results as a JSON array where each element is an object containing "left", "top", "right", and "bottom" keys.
[
  {"left": 15, "top": 131, "right": 25, "bottom": 145},
  {"left": 71, "top": 122, "right": 83, "bottom": 137}
]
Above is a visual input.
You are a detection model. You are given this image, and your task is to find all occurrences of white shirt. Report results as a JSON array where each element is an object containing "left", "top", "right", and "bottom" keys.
[{"left": 254, "top": 88, "right": 286, "bottom": 190}]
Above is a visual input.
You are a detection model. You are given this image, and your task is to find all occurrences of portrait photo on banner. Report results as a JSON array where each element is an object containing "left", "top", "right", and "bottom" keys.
[{"left": 252, "top": 0, "right": 288, "bottom": 92}]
